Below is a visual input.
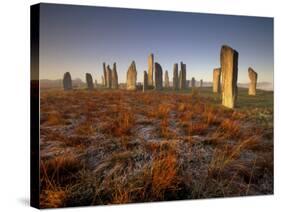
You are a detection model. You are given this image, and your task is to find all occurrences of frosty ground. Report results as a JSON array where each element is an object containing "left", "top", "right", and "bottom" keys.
[{"left": 39, "top": 87, "right": 273, "bottom": 208}]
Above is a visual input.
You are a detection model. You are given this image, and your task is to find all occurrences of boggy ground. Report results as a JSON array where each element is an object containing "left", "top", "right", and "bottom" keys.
[{"left": 39, "top": 87, "right": 273, "bottom": 208}]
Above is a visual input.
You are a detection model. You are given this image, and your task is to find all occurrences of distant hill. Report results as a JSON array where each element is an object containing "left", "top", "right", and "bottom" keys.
[
  {"left": 201, "top": 81, "right": 273, "bottom": 91},
  {"left": 238, "top": 82, "right": 273, "bottom": 91}
]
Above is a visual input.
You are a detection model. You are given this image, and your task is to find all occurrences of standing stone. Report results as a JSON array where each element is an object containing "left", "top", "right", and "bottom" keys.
[
  {"left": 85, "top": 73, "right": 94, "bottom": 90},
  {"left": 127, "top": 61, "right": 137, "bottom": 90},
  {"left": 95, "top": 80, "right": 98, "bottom": 88},
  {"left": 221, "top": 45, "right": 238, "bottom": 109},
  {"left": 148, "top": 53, "right": 154, "bottom": 87},
  {"left": 164, "top": 70, "right": 169, "bottom": 88},
  {"left": 143, "top": 71, "right": 148, "bottom": 92},
  {"left": 101, "top": 76, "right": 105, "bottom": 86},
  {"left": 173, "top": 64, "right": 179, "bottom": 90},
  {"left": 103, "top": 62, "right": 107, "bottom": 87},
  {"left": 179, "top": 62, "right": 186, "bottom": 89},
  {"left": 200, "top": 79, "right": 203, "bottom": 87},
  {"left": 186, "top": 80, "right": 190, "bottom": 88},
  {"left": 63, "top": 72, "right": 72, "bottom": 90},
  {"left": 112, "top": 62, "right": 119, "bottom": 89},
  {"left": 248, "top": 67, "right": 258, "bottom": 96},
  {"left": 213, "top": 68, "right": 221, "bottom": 93},
  {"left": 154, "top": 62, "right": 163, "bottom": 90},
  {"left": 106, "top": 65, "right": 112, "bottom": 88},
  {"left": 191, "top": 77, "right": 196, "bottom": 88}
]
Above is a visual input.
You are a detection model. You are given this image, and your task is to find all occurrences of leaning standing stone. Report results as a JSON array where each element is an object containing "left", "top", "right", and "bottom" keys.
[
  {"left": 143, "top": 71, "right": 148, "bottom": 92},
  {"left": 220, "top": 45, "right": 238, "bottom": 109},
  {"left": 248, "top": 67, "right": 258, "bottom": 96},
  {"left": 173, "top": 63, "right": 179, "bottom": 90},
  {"left": 85, "top": 73, "right": 94, "bottom": 90},
  {"left": 127, "top": 61, "right": 137, "bottom": 90},
  {"left": 154, "top": 62, "right": 163, "bottom": 90},
  {"left": 164, "top": 70, "right": 169, "bottom": 88},
  {"left": 213, "top": 68, "right": 221, "bottom": 93},
  {"left": 63, "top": 72, "right": 72, "bottom": 90}
]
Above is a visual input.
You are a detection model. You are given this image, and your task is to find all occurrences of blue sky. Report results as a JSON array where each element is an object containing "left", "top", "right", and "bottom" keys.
[{"left": 39, "top": 3, "right": 273, "bottom": 84}]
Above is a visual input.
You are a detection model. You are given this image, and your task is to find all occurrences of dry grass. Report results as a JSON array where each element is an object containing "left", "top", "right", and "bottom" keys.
[
  {"left": 75, "top": 121, "right": 96, "bottom": 136},
  {"left": 113, "top": 110, "right": 135, "bottom": 136},
  {"left": 151, "top": 152, "right": 178, "bottom": 199},
  {"left": 40, "top": 154, "right": 83, "bottom": 189},
  {"left": 45, "top": 111, "right": 64, "bottom": 126},
  {"left": 219, "top": 118, "right": 241, "bottom": 139},
  {"left": 40, "top": 189, "right": 67, "bottom": 208},
  {"left": 39, "top": 89, "right": 273, "bottom": 208}
]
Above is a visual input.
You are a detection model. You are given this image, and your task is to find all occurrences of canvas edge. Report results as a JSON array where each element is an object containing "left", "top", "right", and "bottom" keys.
[{"left": 30, "top": 3, "right": 40, "bottom": 209}]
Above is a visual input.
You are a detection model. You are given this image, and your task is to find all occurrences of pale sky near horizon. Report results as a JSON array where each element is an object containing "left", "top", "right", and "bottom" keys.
[{"left": 39, "top": 3, "right": 274, "bottom": 84}]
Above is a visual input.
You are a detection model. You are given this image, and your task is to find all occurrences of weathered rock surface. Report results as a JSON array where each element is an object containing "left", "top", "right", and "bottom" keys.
[
  {"left": 191, "top": 77, "right": 196, "bottom": 88},
  {"left": 164, "top": 70, "right": 169, "bottom": 88},
  {"left": 106, "top": 65, "right": 112, "bottom": 89},
  {"left": 173, "top": 63, "right": 179, "bottom": 90},
  {"left": 112, "top": 62, "right": 118, "bottom": 89},
  {"left": 101, "top": 76, "right": 105, "bottom": 86},
  {"left": 127, "top": 61, "right": 137, "bottom": 90},
  {"left": 186, "top": 80, "right": 190, "bottom": 88},
  {"left": 143, "top": 71, "right": 148, "bottom": 92},
  {"left": 148, "top": 54, "right": 154, "bottom": 87},
  {"left": 85, "top": 73, "right": 94, "bottom": 90},
  {"left": 154, "top": 62, "right": 163, "bottom": 90},
  {"left": 63, "top": 72, "right": 72, "bottom": 90},
  {"left": 248, "top": 67, "right": 258, "bottom": 96},
  {"left": 220, "top": 45, "right": 238, "bottom": 109},
  {"left": 179, "top": 62, "right": 186, "bottom": 89},
  {"left": 213, "top": 68, "right": 221, "bottom": 93}
]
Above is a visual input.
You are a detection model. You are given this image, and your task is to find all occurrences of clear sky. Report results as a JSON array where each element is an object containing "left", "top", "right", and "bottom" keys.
[{"left": 39, "top": 3, "right": 273, "bottom": 84}]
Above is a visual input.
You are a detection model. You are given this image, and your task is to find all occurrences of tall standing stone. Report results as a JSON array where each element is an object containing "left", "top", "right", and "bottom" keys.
[
  {"left": 148, "top": 54, "right": 154, "bottom": 87},
  {"left": 85, "top": 73, "right": 94, "bottom": 90},
  {"left": 179, "top": 62, "right": 186, "bottom": 89},
  {"left": 112, "top": 62, "right": 119, "bottom": 89},
  {"left": 63, "top": 72, "right": 72, "bottom": 90},
  {"left": 154, "top": 62, "right": 163, "bottom": 90},
  {"left": 213, "top": 68, "right": 221, "bottom": 93},
  {"left": 164, "top": 70, "right": 169, "bottom": 88},
  {"left": 95, "top": 79, "right": 98, "bottom": 88},
  {"left": 248, "top": 67, "right": 258, "bottom": 96},
  {"left": 221, "top": 45, "right": 238, "bottom": 109},
  {"left": 191, "top": 77, "right": 196, "bottom": 88},
  {"left": 200, "top": 79, "right": 203, "bottom": 87},
  {"left": 143, "top": 71, "right": 148, "bottom": 92},
  {"left": 127, "top": 61, "right": 137, "bottom": 90},
  {"left": 173, "top": 63, "right": 179, "bottom": 90},
  {"left": 101, "top": 76, "right": 105, "bottom": 86},
  {"left": 103, "top": 62, "right": 107, "bottom": 87},
  {"left": 106, "top": 65, "right": 112, "bottom": 89}
]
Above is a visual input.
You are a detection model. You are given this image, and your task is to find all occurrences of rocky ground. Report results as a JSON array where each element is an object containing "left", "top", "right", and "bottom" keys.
[{"left": 39, "top": 87, "right": 273, "bottom": 208}]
